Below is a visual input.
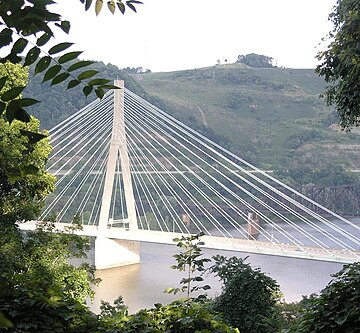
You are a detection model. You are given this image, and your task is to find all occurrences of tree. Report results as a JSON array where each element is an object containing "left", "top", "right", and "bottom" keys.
[
  {"left": 236, "top": 53, "right": 274, "bottom": 68},
  {"left": 0, "top": 219, "right": 100, "bottom": 332},
  {"left": 0, "top": 0, "right": 142, "bottom": 135},
  {"left": 316, "top": 0, "right": 360, "bottom": 130},
  {"left": 0, "top": 61, "right": 97, "bottom": 331},
  {"left": 0, "top": 117, "right": 55, "bottom": 223},
  {"left": 292, "top": 262, "right": 360, "bottom": 333},
  {"left": 165, "top": 233, "right": 211, "bottom": 299},
  {"left": 209, "top": 255, "right": 283, "bottom": 333},
  {"left": 275, "top": 163, "right": 357, "bottom": 187},
  {"left": 0, "top": 63, "right": 55, "bottom": 225},
  {"left": 98, "top": 297, "right": 239, "bottom": 333}
]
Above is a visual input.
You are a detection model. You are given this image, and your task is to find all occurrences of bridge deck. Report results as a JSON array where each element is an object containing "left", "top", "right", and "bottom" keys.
[{"left": 20, "top": 221, "right": 359, "bottom": 264}]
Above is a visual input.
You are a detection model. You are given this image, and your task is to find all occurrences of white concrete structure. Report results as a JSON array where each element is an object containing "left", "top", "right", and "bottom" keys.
[
  {"left": 96, "top": 80, "right": 139, "bottom": 269},
  {"left": 19, "top": 221, "right": 360, "bottom": 264}
]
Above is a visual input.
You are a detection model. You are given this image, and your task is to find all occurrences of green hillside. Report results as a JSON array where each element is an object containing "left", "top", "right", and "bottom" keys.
[
  {"left": 26, "top": 61, "right": 360, "bottom": 171},
  {"left": 133, "top": 64, "right": 360, "bottom": 169}
]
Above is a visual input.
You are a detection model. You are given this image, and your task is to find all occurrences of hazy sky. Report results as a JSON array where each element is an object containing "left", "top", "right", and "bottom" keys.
[{"left": 55, "top": 0, "right": 337, "bottom": 72}]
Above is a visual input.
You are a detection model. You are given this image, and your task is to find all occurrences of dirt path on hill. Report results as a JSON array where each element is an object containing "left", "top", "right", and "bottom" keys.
[{"left": 197, "top": 106, "right": 207, "bottom": 126}]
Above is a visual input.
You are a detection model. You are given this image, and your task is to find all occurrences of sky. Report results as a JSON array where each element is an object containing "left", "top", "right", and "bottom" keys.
[{"left": 55, "top": 0, "right": 337, "bottom": 73}]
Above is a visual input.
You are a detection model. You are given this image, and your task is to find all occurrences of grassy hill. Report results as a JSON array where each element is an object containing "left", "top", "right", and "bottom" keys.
[
  {"left": 26, "top": 61, "right": 360, "bottom": 171},
  {"left": 132, "top": 64, "right": 360, "bottom": 170}
]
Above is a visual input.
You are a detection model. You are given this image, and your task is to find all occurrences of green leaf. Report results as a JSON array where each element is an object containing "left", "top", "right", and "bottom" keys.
[
  {"left": 154, "top": 303, "right": 162, "bottom": 309},
  {"left": 1, "top": 86, "right": 25, "bottom": 102},
  {"left": 23, "top": 165, "right": 40, "bottom": 175},
  {"left": 85, "top": 0, "right": 93, "bottom": 10},
  {"left": 95, "top": 88, "right": 105, "bottom": 99},
  {"left": 11, "top": 98, "right": 40, "bottom": 108},
  {"left": 0, "top": 312, "right": 13, "bottom": 328},
  {"left": 20, "top": 130, "right": 48, "bottom": 143},
  {"left": 36, "top": 33, "right": 52, "bottom": 47},
  {"left": 0, "top": 28, "right": 13, "bottom": 48},
  {"left": 98, "top": 84, "right": 121, "bottom": 90},
  {"left": 117, "top": 0, "right": 126, "bottom": 14},
  {"left": 8, "top": 173, "right": 21, "bottom": 182},
  {"left": 95, "top": 0, "right": 103, "bottom": 15},
  {"left": 67, "top": 79, "right": 82, "bottom": 89},
  {"left": 6, "top": 99, "right": 32, "bottom": 123},
  {"left": 67, "top": 60, "right": 94, "bottom": 72},
  {"left": 11, "top": 38, "right": 28, "bottom": 55},
  {"left": 34, "top": 56, "right": 52, "bottom": 75},
  {"left": 0, "top": 76, "right": 8, "bottom": 91},
  {"left": 24, "top": 47, "right": 41, "bottom": 66},
  {"left": 1, "top": 53, "right": 22, "bottom": 64},
  {"left": 126, "top": 1, "right": 137, "bottom": 12},
  {"left": 55, "top": 20, "right": 71, "bottom": 34},
  {"left": 164, "top": 287, "right": 175, "bottom": 294},
  {"left": 51, "top": 73, "right": 70, "bottom": 86},
  {"left": 5, "top": 105, "right": 16, "bottom": 123},
  {"left": 58, "top": 51, "right": 83, "bottom": 64},
  {"left": 42, "top": 65, "right": 62, "bottom": 83},
  {"left": 107, "top": 0, "right": 116, "bottom": 13},
  {"left": 77, "top": 70, "right": 98, "bottom": 80},
  {"left": 83, "top": 85, "right": 93, "bottom": 96},
  {"left": 0, "top": 101, "right": 6, "bottom": 115},
  {"left": 48, "top": 42, "right": 73, "bottom": 55},
  {"left": 87, "top": 78, "right": 110, "bottom": 86},
  {"left": 14, "top": 108, "right": 31, "bottom": 123}
]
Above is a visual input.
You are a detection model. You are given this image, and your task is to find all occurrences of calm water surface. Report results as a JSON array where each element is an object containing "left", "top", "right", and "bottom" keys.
[{"left": 90, "top": 241, "right": 344, "bottom": 313}]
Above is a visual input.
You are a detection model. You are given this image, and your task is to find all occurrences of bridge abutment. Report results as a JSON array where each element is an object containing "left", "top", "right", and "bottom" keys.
[{"left": 94, "top": 236, "right": 140, "bottom": 270}]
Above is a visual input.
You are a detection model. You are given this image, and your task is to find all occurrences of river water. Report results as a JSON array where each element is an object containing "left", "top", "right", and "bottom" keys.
[{"left": 90, "top": 241, "right": 345, "bottom": 313}]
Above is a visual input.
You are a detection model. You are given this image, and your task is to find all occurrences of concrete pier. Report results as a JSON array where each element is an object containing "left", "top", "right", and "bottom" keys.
[
  {"left": 94, "top": 237, "right": 140, "bottom": 269},
  {"left": 247, "top": 212, "right": 260, "bottom": 240}
]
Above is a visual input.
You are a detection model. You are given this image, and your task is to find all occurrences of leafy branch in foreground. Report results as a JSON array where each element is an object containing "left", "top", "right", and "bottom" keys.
[
  {"left": 0, "top": 0, "right": 142, "bottom": 132},
  {"left": 291, "top": 262, "right": 360, "bottom": 333},
  {"left": 79, "top": 0, "right": 143, "bottom": 16},
  {"left": 316, "top": 0, "right": 360, "bottom": 130},
  {"left": 164, "top": 232, "right": 211, "bottom": 299}
]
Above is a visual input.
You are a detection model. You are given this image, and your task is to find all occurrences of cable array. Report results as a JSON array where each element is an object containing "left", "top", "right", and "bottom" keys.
[{"left": 40, "top": 87, "right": 360, "bottom": 261}]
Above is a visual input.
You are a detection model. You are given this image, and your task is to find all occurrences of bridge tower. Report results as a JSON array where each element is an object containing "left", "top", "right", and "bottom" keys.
[{"left": 95, "top": 80, "right": 140, "bottom": 269}]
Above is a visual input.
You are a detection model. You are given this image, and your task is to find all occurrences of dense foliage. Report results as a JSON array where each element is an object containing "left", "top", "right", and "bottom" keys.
[
  {"left": 276, "top": 163, "right": 358, "bottom": 187},
  {"left": 98, "top": 298, "right": 239, "bottom": 333},
  {"left": 291, "top": 262, "right": 360, "bottom": 333},
  {"left": 0, "top": 117, "right": 55, "bottom": 224},
  {"left": 210, "top": 255, "right": 283, "bottom": 333},
  {"left": 316, "top": 0, "right": 360, "bottom": 129},
  {"left": 0, "top": 63, "right": 55, "bottom": 225},
  {"left": 236, "top": 53, "right": 274, "bottom": 68},
  {"left": 0, "top": 221, "right": 99, "bottom": 333}
]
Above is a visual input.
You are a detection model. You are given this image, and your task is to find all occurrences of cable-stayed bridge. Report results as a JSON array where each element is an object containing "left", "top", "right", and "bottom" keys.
[{"left": 21, "top": 81, "right": 360, "bottom": 268}]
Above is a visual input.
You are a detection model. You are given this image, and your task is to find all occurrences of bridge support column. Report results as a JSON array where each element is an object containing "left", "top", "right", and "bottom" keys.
[
  {"left": 94, "top": 80, "right": 140, "bottom": 270},
  {"left": 94, "top": 237, "right": 140, "bottom": 270},
  {"left": 247, "top": 212, "right": 260, "bottom": 240}
]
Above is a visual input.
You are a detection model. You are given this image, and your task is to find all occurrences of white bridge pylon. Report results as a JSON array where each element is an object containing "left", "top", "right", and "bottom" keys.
[
  {"left": 34, "top": 80, "right": 360, "bottom": 266},
  {"left": 98, "top": 80, "right": 137, "bottom": 233},
  {"left": 96, "top": 80, "right": 139, "bottom": 268}
]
